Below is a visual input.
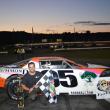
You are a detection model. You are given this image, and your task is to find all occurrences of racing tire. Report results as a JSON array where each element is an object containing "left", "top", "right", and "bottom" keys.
[{"left": 6, "top": 75, "right": 28, "bottom": 100}]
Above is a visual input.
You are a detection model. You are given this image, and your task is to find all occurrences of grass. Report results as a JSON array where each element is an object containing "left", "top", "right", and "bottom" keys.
[
  {"left": 0, "top": 48, "right": 110, "bottom": 66},
  {"left": 56, "top": 48, "right": 110, "bottom": 59}
]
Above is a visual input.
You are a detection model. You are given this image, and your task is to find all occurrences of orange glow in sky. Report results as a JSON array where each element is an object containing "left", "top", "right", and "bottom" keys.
[{"left": 0, "top": 0, "right": 110, "bottom": 33}]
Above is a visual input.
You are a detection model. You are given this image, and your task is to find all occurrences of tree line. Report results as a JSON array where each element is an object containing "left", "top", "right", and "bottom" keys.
[{"left": 0, "top": 31, "right": 110, "bottom": 46}]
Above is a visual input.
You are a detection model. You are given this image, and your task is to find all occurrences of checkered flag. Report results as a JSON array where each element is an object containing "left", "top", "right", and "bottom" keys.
[{"left": 36, "top": 70, "right": 57, "bottom": 103}]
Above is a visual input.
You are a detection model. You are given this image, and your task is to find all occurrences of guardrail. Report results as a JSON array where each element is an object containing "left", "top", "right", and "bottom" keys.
[
  {"left": 54, "top": 47, "right": 110, "bottom": 51},
  {"left": 0, "top": 51, "right": 8, "bottom": 54}
]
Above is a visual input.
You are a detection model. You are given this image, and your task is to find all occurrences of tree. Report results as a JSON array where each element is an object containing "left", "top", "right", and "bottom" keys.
[{"left": 81, "top": 71, "right": 97, "bottom": 82}]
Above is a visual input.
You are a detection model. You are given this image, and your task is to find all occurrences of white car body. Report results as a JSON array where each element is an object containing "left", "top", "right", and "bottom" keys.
[{"left": 0, "top": 57, "right": 110, "bottom": 100}]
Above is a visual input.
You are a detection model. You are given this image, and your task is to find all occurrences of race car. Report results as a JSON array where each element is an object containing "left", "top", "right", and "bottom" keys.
[{"left": 0, "top": 56, "right": 110, "bottom": 100}]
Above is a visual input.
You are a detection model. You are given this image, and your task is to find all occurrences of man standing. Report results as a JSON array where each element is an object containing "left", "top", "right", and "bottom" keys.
[
  {"left": 16, "top": 47, "right": 25, "bottom": 60},
  {"left": 21, "top": 62, "right": 42, "bottom": 101}
]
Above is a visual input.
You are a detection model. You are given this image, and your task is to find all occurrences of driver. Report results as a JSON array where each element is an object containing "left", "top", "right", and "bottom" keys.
[{"left": 21, "top": 62, "right": 42, "bottom": 101}]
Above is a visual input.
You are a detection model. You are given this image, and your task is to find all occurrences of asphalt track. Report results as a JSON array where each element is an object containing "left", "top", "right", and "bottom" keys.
[
  {"left": 0, "top": 90, "right": 110, "bottom": 110},
  {"left": 0, "top": 48, "right": 110, "bottom": 110}
]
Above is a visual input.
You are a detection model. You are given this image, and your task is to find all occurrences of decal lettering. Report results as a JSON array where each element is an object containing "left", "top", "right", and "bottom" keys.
[
  {"left": 58, "top": 70, "right": 78, "bottom": 87},
  {"left": 0, "top": 68, "right": 24, "bottom": 73},
  {"left": 107, "top": 81, "right": 110, "bottom": 86}
]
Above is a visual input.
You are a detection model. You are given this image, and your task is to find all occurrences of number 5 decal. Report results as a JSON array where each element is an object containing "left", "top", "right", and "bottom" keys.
[{"left": 58, "top": 70, "right": 78, "bottom": 87}]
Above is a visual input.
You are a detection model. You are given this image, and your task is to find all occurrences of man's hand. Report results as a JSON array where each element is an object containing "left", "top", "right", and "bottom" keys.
[
  {"left": 35, "top": 85, "right": 38, "bottom": 89},
  {"left": 29, "top": 85, "right": 36, "bottom": 93},
  {"left": 29, "top": 87, "right": 34, "bottom": 93}
]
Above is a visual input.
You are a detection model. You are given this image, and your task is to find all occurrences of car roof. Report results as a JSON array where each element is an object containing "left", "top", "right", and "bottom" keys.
[
  {"left": 11, "top": 56, "right": 86, "bottom": 68},
  {"left": 31, "top": 56, "right": 65, "bottom": 61},
  {"left": 31, "top": 56, "right": 86, "bottom": 68}
]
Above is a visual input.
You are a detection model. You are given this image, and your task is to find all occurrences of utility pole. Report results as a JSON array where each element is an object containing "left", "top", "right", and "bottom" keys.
[
  {"left": 13, "top": 28, "right": 15, "bottom": 32},
  {"left": 74, "top": 27, "right": 75, "bottom": 33},
  {"left": 32, "top": 27, "right": 34, "bottom": 34}
]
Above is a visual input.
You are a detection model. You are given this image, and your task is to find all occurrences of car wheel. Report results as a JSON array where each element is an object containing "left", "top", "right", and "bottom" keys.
[{"left": 6, "top": 75, "right": 28, "bottom": 100}]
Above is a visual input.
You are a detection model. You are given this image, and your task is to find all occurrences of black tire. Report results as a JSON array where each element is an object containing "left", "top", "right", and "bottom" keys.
[{"left": 6, "top": 75, "right": 28, "bottom": 100}]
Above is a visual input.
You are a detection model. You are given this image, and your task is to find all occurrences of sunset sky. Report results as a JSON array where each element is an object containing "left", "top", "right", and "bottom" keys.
[{"left": 0, "top": 0, "right": 110, "bottom": 33}]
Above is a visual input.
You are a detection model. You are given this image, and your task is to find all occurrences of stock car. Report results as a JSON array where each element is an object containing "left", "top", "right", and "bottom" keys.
[{"left": 0, "top": 56, "right": 110, "bottom": 100}]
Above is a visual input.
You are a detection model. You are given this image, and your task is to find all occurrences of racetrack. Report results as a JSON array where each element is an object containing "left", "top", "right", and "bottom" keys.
[
  {"left": 0, "top": 90, "right": 110, "bottom": 110},
  {"left": 0, "top": 48, "right": 110, "bottom": 110}
]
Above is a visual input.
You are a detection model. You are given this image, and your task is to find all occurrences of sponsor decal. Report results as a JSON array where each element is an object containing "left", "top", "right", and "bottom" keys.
[
  {"left": 96, "top": 78, "right": 110, "bottom": 99},
  {"left": 0, "top": 68, "right": 23, "bottom": 73},
  {"left": 81, "top": 71, "right": 97, "bottom": 82},
  {"left": 0, "top": 68, "right": 27, "bottom": 74},
  {"left": 70, "top": 91, "right": 93, "bottom": 95},
  {"left": 97, "top": 80, "right": 110, "bottom": 91}
]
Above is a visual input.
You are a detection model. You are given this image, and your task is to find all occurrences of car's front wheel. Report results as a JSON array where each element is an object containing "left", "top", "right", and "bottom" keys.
[{"left": 6, "top": 75, "right": 28, "bottom": 100}]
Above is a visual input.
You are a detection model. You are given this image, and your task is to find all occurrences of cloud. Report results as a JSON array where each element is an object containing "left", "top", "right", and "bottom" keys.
[
  {"left": 94, "top": 23, "right": 110, "bottom": 25},
  {"left": 74, "top": 21, "right": 95, "bottom": 25},
  {"left": 74, "top": 21, "right": 110, "bottom": 26}
]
